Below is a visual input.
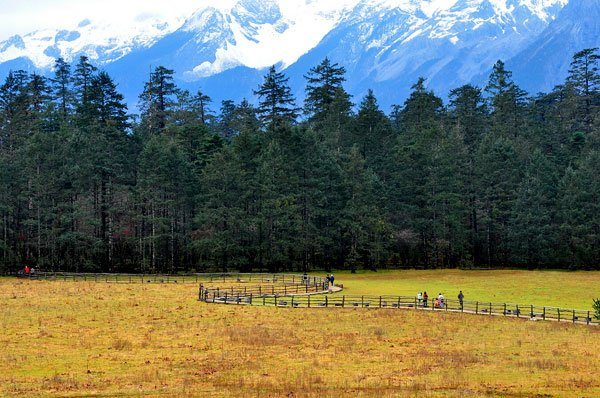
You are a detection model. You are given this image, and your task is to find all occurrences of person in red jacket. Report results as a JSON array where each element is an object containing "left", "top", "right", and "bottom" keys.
[{"left": 24, "top": 265, "right": 30, "bottom": 275}]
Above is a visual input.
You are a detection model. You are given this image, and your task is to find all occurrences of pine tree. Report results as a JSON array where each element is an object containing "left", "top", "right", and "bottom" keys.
[
  {"left": 304, "top": 58, "right": 348, "bottom": 128},
  {"left": 566, "top": 48, "right": 599, "bottom": 135},
  {"left": 255, "top": 66, "right": 298, "bottom": 131},
  {"left": 139, "top": 66, "right": 178, "bottom": 134},
  {"left": 448, "top": 84, "right": 488, "bottom": 263},
  {"left": 73, "top": 56, "right": 98, "bottom": 109},
  {"left": 351, "top": 89, "right": 393, "bottom": 179},
  {"left": 485, "top": 61, "right": 528, "bottom": 138},
  {"left": 51, "top": 58, "right": 72, "bottom": 120},
  {"left": 191, "top": 90, "right": 213, "bottom": 125}
]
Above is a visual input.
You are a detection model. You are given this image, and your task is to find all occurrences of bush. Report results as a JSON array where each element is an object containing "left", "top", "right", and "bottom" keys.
[{"left": 593, "top": 299, "right": 600, "bottom": 320}]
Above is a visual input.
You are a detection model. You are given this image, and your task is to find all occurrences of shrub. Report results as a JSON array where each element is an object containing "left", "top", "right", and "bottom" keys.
[{"left": 593, "top": 299, "right": 600, "bottom": 320}]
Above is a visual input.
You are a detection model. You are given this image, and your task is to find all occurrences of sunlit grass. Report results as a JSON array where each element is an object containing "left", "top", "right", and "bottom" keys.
[
  {"left": 0, "top": 272, "right": 599, "bottom": 397},
  {"left": 333, "top": 269, "right": 600, "bottom": 309}
]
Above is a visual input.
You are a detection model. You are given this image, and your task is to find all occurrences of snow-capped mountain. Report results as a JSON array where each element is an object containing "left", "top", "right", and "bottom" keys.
[
  {"left": 0, "top": 0, "right": 596, "bottom": 110},
  {"left": 508, "top": 0, "right": 600, "bottom": 93},
  {"left": 285, "top": 0, "right": 571, "bottom": 105},
  {"left": 0, "top": 15, "right": 182, "bottom": 70}
]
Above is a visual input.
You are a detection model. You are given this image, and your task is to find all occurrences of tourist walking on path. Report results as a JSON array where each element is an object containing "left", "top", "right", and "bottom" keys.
[
  {"left": 423, "top": 291, "right": 428, "bottom": 308},
  {"left": 438, "top": 293, "right": 445, "bottom": 308},
  {"left": 417, "top": 292, "right": 423, "bottom": 306},
  {"left": 329, "top": 274, "right": 335, "bottom": 292},
  {"left": 458, "top": 291, "right": 464, "bottom": 309}
]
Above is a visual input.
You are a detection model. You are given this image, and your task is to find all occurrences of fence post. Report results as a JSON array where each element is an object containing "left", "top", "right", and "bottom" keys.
[
  {"left": 516, "top": 305, "right": 520, "bottom": 318},
  {"left": 397, "top": 296, "right": 401, "bottom": 308},
  {"left": 414, "top": 296, "right": 417, "bottom": 309},
  {"left": 557, "top": 308, "right": 560, "bottom": 322},
  {"left": 308, "top": 295, "right": 311, "bottom": 308},
  {"left": 263, "top": 296, "right": 266, "bottom": 306},
  {"left": 572, "top": 310, "right": 576, "bottom": 323},
  {"left": 543, "top": 307, "right": 546, "bottom": 320},
  {"left": 476, "top": 302, "right": 479, "bottom": 315},
  {"left": 198, "top": 284, "right": 203, "bottom": 301},
  {"left": 587, "top": 311, "right": 590, "bottom": 325},
  {"left": 224, "top": 292, "right": 228, "bottom": 304},
  {"left": 291, "top": 296, "right": 295, "bottom": 308},
  {"left": 489, "top": 303, "right": 491, "bottom": 315},
  {"left": 325, "top": 296, "right": 328, "bottom": 307},
  {"left": 342, "top": 296, "right": 345, "bottom": 308},
  {"left": 274, "top": 295, "right": 278, "bottom": 307},
  {"left": 530, "top": 305, "right": 534, "bottom": 318},
  {"left": 361, "top": 296, "right": 364, "bottom": 307},
  {"left": 503, "top": 303, "right": 506, "bottom": 316},
  {"left": 379, "top": 296, "right": 382, "bottom": 308}
]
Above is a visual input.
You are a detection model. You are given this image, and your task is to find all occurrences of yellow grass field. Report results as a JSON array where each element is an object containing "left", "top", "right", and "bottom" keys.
[{"left": 1, "top": 270, "right": 599, "bottom": 397}]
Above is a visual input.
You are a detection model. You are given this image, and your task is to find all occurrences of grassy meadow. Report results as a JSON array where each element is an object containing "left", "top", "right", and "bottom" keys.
[
  {"left": 333, "top": 269, "right": 600, "bottom": 309},
  {"left": 1, "top": 270, "right": 599, "bottom": 397}
]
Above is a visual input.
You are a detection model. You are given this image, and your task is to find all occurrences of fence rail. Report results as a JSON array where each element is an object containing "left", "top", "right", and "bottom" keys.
[
  {"left": 12, "top": 271, "right": 597, "bottom": 326},
  {"left": 17, "top": 271, "right": 329, "bottom": 288},
  {"left": 200, "top": 287, "right": 599, "bottom": 327}
]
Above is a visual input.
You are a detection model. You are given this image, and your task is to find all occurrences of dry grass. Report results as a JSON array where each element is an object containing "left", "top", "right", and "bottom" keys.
[{"left": 0, "top": 274, "right": 599, "bottom": 397}]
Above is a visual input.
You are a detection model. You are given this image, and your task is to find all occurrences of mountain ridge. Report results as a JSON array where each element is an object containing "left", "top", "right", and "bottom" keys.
[{"left": 0, "top": 0, "right": 596, "bottom": 110}]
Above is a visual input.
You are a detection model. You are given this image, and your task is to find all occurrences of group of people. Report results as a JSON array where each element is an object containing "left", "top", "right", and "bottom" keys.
[
  {"left": 326, "top": 274, "right": 335, "bottom": 292},
  {"left": 416, "top": 290, "right": 465, "bottom": 309},
  {"left": 21, "top": 265, "right": 36, "bottom": 276}
]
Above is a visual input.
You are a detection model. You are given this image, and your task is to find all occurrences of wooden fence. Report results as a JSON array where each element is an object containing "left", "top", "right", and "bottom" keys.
[{"left": 200, "top": 288, "right": 598, "bottom": 326}]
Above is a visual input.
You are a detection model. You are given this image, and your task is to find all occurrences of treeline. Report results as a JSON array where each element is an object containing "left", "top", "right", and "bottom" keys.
[{"left": 0, "top": 49, "right": 598, "bottom": 273}]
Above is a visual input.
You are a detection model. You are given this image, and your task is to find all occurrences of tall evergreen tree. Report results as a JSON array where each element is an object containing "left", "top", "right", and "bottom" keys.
[
  {"left": 139, "top": 66, "right": 178, "bottom": 134},
  {"left": 304, "top": 58, "right": 348, "bottom": 127},
  {"left": 51, "top": 58, "right": 72, "bottom": 120},
  {"left": 254, "top": 66, "right": 298, "bottom": 131}
]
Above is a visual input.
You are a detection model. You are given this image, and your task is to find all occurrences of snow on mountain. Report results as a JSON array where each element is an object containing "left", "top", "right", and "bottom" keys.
[
  {"left": 508, "top": 0, "right": 600, "bottom": 93},
  {"left": 168, "top": 0, "right": 356, "bottom": 80},
  {"left": 0, "top": 0, "right": 594, "bottom": 110},
  {"left": 282, "top": 0, "right": 571, "bottom": 107},
  {"left": 0, "top": 15, "right": 182, "bottom": 69}
]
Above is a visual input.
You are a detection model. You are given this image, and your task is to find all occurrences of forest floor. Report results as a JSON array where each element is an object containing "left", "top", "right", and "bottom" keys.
[{"left": 1, "top": 270, "right": 599, "bottom": 397}]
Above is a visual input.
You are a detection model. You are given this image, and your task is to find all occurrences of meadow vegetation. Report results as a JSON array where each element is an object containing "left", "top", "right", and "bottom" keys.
[{"left": 1, "top": 271, "right": 599, "bottom": 397}]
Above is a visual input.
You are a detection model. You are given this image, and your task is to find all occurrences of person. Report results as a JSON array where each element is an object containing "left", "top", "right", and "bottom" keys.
[
  {"left": 438, "top": 293, "right": 445, "bottom": 308},
  {"left": 423, "top": 291, "right": 428, "bottom": 308},
  {"left": 434, "top": 298, "right": 440, "bottom": 308},
  {"left": 24, "top": 265, "right": 30, "bottom": 275},
  {"left": 302, "top": 272, "right": 308, "bottom": 285},
  {"left": 417, "top": 292, "right": 423, "bottom": 306},
  {"left": 329, "top": 274, "right": 335, "bottom": 292},
  {"left": 458, "top": 291, "right": 464, "bottom": 309}
]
